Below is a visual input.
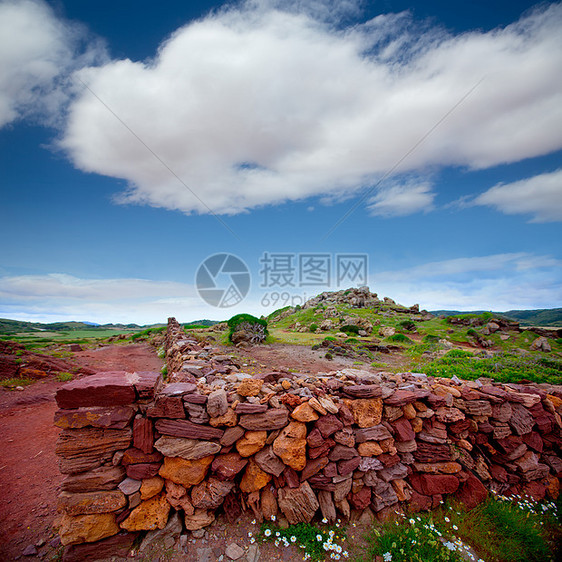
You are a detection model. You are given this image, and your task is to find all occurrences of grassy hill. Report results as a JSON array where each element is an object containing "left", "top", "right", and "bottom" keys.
[{"left": 431, "top": 308, "right": 562, "bottom": 327}]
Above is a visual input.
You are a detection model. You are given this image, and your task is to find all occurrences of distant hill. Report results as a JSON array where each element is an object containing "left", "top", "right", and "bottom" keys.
[
  {"left": 0, "top": 318, "right": 162, "bottom": 335},
  {"left": 431, "top": 308, "right": 562, "bottom": 327}
]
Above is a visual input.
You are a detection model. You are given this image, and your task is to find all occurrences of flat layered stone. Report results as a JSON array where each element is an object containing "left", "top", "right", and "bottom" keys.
[
  {"left": 160, "top": 383, "right": 197, "bottom": 396},
  {"left": 159, "top": 456, "right": 214, "bottom": 487},
  {"left": 58, "top": 491, "right": 127, "bottom": 516},
  {"left": 120, "top": 493, "right": 171, "bottom": 531},
  {"left": 392, "top": 417, "right": 415, "bottom": 442},
  {"left": 54, "top": 406, "right": 135, "bottom": 430},
  {"left": 126, "top": 463, "right": 161, "bottom": 480},
  {"left": 131, "top": 371, "right": 162, "bottom": 399},
  {"left": 384, "top": 390, "right": 420, "bottom": 407},
  {"left": 435, "top": 407, "right": 465, "bottom": 424},
  {"left": 133, "top": 417, "right": 154, "bottom": 454},
  {"left": 220, "top": 426, "right": 245, "bottom": 447},
  {"left": 184, "top": 509, "right": 215, "bottom": 531},
  {"left": 146, "top": 396, "right": 186, "bottom": 419},
  {"left": 235, "top": 403, "right": 268, "bottom": 414},
  {"left": 409, "top": 473, "right": 459, "bottom": 496},
  {"left": 59, "top": 512, "right": 120, "bottom": 546},
  {"left": 62, "top": 531, "right": 138, "bottom": 562},
  {"left": 328, "top": 445, "right": 358, "bottom": 461},
  {"left": 154, "top": 436, "right": 221, "bottom": 460},
  {"left": 56, "top": 428, "right": 132, "bottom": 474},
  {"left": 414, "top": 442, "right": 452, "bottom": 463},
  {"left": 355, "top": 425, "right": 392, "bottom": 443},
  {"left": 413, "top": 462, "right": 462, "bottom": 474},
  {"left": 300, "top": 458, "right": 329, "bottom": 481},
  {"left": 117, "top": 478, "right": 141, "bottom": 495},
  {"left": 509, "top": 403, "right": 535, "bottom": 435},
  {"left": 155, "top": 419, "right": 224, "bottom": 440},
  {"left": 61, "top": 466, "right": 126, "bottom": 493},
  {"left": 343, "top": 385, "right": 382, "bottom": 398},
  {"left": 122, "top": 448, "right": 163, "bottom": 465},
  {"left": 56, "top": 372, "right": 136, "bottom": 409},
  {"left": 338, "top": 456, "right": 361, "bottom": 475},
  {"left": 239, "top": 409, "right": 289, "bottom": 431},
  {"left": 278, "top": 482, "right": 319, "bottom": 524},
  {"left": 378, "top": 463, "right": 408, "bottom": 482}
]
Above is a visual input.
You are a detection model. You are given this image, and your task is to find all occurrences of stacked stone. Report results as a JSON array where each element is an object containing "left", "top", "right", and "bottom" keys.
[{"left": 52, "top": 319, "right": 562, "bottom": 560}]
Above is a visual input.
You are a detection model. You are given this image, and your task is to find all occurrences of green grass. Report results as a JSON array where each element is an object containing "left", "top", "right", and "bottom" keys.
[
  {"left": 0, "top": 377, "right": 33, "bottom": 388},
  {"left": 359, "top": 495, "right": 560, "bottom": 562},
  {"left": 57, "top": 372, "right": 74, "bottom": 382},
  {"left": 412, "top": 349, "right": 562, "bottom": 384}
]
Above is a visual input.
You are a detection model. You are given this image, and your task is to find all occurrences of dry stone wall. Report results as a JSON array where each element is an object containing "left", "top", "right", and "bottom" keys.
[{"left": 53, "top": 317, "right": 562, "bottom": 560}]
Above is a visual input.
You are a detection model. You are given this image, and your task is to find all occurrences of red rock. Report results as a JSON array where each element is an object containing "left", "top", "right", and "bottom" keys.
[
  {"left": 338, "top": 403, "right": 355, "bottom": 426},
  {"left": 408, "top": 490, "right": 432, "bottom": 512},
  {"left": 343, "top": 385, "right": 382, "bottom": 398},
  {"left": 146, "top": 396, "right": 186, "bottom": 418},
  {"left": 449, "top": 419, "right": 471, "bottom": 434},
  {"left": 490, "top": 464, "right": 508, "bottom": 482},
  {"left": 354, "top": 424, "right": 392, "bottom": 443},
  {"left": 54, "top": 406, "right": 135, "bottom": 430},
  {"left": 62, "top": 532, "right": 138, "bottom": 562},
  {"left": 370, "top": 480, "right": 399, "bottom": 511},
  {"left": 308, "top": 439, "right": 334, "bottom": 459},
  {"left": 278, "top": 482, "right": 319, "bottom": 524},
  {"left": 131, "top": 371, "right": 161, "bottom": 399},
  {"left": 191, "top": 477, "right": 235, "bottom": 509},
  {"left": 300, "top": 458, "right": 329, "bottom": 481},
  {"left": 160, "top": 382, "right": 197, "bottom": 396},
  {"left": 239, "top": 409, "right": 289, "bottom": 431},
  {"left": 155, "top": 419, "right": 224, "bottom": 440},
  {"left": 122, "top": 448, "right": 163, "bottom": 465},
  {"left": 235, "top": 403, "right": 268, "bottom": 414},
  {"left": 378, "top": 453, "right": 401, "bottom": 467},
  {"left": 338, "top": 456, "right": 361, "bottom": 475},
  {"left": 183, "top": 393, "right": 207, "bottom": 404},
  {"left": 350, "top": 486, "right": 371, "bottom": 510},
  {"left": 56, "top": 372, "right": 136, "bottom": 409},
  {"left": 392, "top": 418, "right": 415, "bottom": 442},
  {"left": 328, "top": 445, "right": 358, "bottom": 461},
  {"left": 409, "top": 473, "right": 459, "bottom": 496},
  {"left": 211, "top": 453, "right": 248, "bottom": 480},
  {"left": 126, "top": 463, "right": 161, "bottom": 480},
  {"left": 522, "top": 431, "right": 543, "bottom": 453},
  {"left": 314, "top": 414, "right": 343, "bottom": 438},
  {"left": 523, "top": 481, "right": 547, "bottom": 501},
  {"left": 306, "top": 427, "right": 324, "bottom": 448},
  {"left": 133, "top": 417, "right": 154, "bottom": 454},
  {"left": 385, "top": 390, "right": 420, "bottom": 407},
  {"left": 455, "top": 472, "right": 487, "bottom": 510},
  {"left": 61, "top": 466, "right": 126, "bottom": 493},
  {"left": 509, "top": 404, "right": 535, "bottom": 435},
  {"left": 220, "top": 426, "right": 245, "bottom": 447}
]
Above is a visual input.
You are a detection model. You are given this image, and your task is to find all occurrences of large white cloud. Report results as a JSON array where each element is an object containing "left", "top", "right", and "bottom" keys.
[
  {"left": 475, "top": 169, "right": 562, "bottom": 222},
  {"left": 0, "top": 0, "right": 105, "bottom": 127},
  {"left": 59, "top": 2, "right": 562, "bottom": 216}
]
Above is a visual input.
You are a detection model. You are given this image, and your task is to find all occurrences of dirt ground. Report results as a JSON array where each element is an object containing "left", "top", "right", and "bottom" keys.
[{"left": 0, "top": 341, "right": 372, "bottom": 561}]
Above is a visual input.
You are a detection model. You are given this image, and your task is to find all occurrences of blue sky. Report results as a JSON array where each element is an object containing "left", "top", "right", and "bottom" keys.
[{"left": 0, "top": 0, "right": 561, "bottom": 323}]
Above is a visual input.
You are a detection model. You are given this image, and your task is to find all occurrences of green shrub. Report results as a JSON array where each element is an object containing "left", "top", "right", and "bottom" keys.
[
  {"left": 57, "top": 372, "right": 74, "bottom": 382},
  {"left": 227, "top": 313, "right": 268, "bottom": 343},
  {"left": 466, "top": 328, "right": 479, "bottom": 337},
  {"left": 399, "top": 320, "right": 416, "bottom": 332},
  {"left": 386, "top": 333, "right": 413, "bottom": 344},
  {"left": 309, "top": 323, "right": 319, "bottom": 333},
  {"left": 325, "top": 352, "right": 333, "bottom": 360},
  {"left": 423, "top": 334, "right": 440, "bottom": 343},
  {"left": 324, "top": 336, "right": 336, "bottom": 342},
  {"left": 340, "top": 324, "right": 360, "bottom": 335}
]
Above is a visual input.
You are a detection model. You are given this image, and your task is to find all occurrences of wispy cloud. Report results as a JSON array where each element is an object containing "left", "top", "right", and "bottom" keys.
[
  {"left": 367, "top": 179, "right": 435, "bottom": 217},
  {"left": 474, "top": 168, "right": 562, "bottom": 222},
  {"left": 57, "top": 2, "right": 562, "bottom": 215}
]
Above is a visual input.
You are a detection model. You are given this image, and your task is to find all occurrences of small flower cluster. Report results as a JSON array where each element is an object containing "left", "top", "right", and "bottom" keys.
[{"left": 256, "top": 516, "right": 348, "bottom": 561}]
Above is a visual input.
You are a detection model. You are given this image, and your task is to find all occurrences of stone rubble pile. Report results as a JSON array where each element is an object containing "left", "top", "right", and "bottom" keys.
[{"left": 53, "top": 317, "right": 562, "bottom": 560}]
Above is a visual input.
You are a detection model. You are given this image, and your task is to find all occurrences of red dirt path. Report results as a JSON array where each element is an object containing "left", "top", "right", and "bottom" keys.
[{"left": 0, "top": 343, "right": 163, "bottom": 561}]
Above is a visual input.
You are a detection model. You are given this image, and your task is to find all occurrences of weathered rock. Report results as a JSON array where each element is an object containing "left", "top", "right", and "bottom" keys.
[
  {"left": 146, "top": 396, "right": 186, "bottom": 419},
  {"left": 328, "top": 445, "right": 358, "bottom": 461},
  {"left": 384, "top": 390, "right": 419, "bottom": 407},
  {"left": 239, "top": 409, "right": 289, "bottom": 431},
  {"left": 122, "top": 448, "right": 163, "bottom": 465},
  {"left": 59, "top": 512, "right": 120, "bottom": 546},
  {"left": 158, "top": 455, "right": 214, "bottom": 487},
  {"left": 211, "top": 452, "right": 248, "bottom": 480},
  {"left": 273, "top": 421, "right": 307, "bottom": 471},
  {"left": 277, "top": 481, "right": 319, "bottom": 524},
  {"left": 317, "top": 490, "right": 337, "bottom": 523},
  {"left": 254, "top": 446, "right": 286, "bottom": 477},
  {"left": 131, "top": 371, "right": 162, "bottom": 400},
  {"left": 350, "top": 486, "right": 371, "bottom": 510},
  {"left": 357, "top": 441, "right": 384, "bottom": 456},
  {"left": 220, "top": 426, "right": 245, "bottom": 447},
  {"left": 300, "top": 457, "right": 329, "bottom": 481},
  {"left": 355, "top": 425, "right": 392, "bottom": 443},
  {"left": 154, "top": 436, "right": 221, "bottom": 460},
  {"left": 291, "top": 402, "right": 319, "bottom": 422},
  {"left": 139, "top": 510, "right": 182, "bottom": 552},
  {"left": 118, "top": 478, "right": 142, "bottom": 495},
  {"left": 509, "top": 403, "right": 535, "bottom": 435},
  {"left": 409, "top": 473, "right": 459, "bottom": 496},
  {"left": 155, "top": 419, "right": 224, "bottom": 440},
  {"left": 56, "top": 428, "right": 133, "bottom": 474},
  {"left": 165, "top": 480, "right": 194, "bottom": 514},
  {"left": 435, "top": 407, "right": 465, "bottom": 424},
  {"left": 184, "top": 508, "right": 215, "bottom": 531},
  {"left": 338, "top": 456, "right": 361, "bottom": 475},
  {"left": 126, "top": 463, "right": 161, "bottom": 480},
  {"left": 455, "top": 472, "right": 488, "bottom": 510},
  {"left": 191, "top": 477, "right": 235, "bottom": 509},
  {"left": 343, "top": 385, "right": 382, "bottom": 398},
  {"left": 413, "top": 462, "right": 462, "bottom": 474},
  {"left": 133, "top": 417, "right": 154, "bottom": 454},
  {"left": 240, "top": 459, "right": 272, "bottom": 493},
  {"left": 209, "top": 407, "right": 238, "bottom": 427},
  {"left": 370, "top": 480, "right": 399, "bottom": 511},
  {"left": 236, "top": 431, "right": 267, "bottom": 457},
  {"left": 333, "top": 427, "right": 355, "bottom": 447},
  {"left": 120, "top": 493, "right": 170, "bottom": 531},
  {"left": 61, "top": 466, "right": 126, "bottom": 493},
  {"left": 348, "top": 399, "right": 383, "bottom": 428},
  {"left": 57, "top": 491, "right": 127, "bottom": 516},
  {"left": 235, "top": 403, "right": 268, "bottom": 414},
  {"left": 56, "top": 372, "right": 136, "bottom": 409},
  {"left": 55, "top": 406, "right": 135, "bottom": 430},
  {"left": 392, "top": 417, "right": 415, "bottom": 442},
  {"left": 315, "top": 414, "right": 344, "bottom": 438},
  {"left": 140, "top": 476, "right": 165, "bottom": 500},
  {"left": 206, "top": 389, "right": 228, "bottom": 418},
  {"left": 62, "top": 532, "right": 138, "bottom": 562},
  {"left": 184, "top": 402, "right": 210, "bottom": 424},
  {"left": 237, "top": 379, "right": 264, "bottom": 397},
  {"left": 225, "top": 542, "right": 245, "bottom": 560},
  {"left": 378, "top": 463, "right": 408, "bottom": 482}
]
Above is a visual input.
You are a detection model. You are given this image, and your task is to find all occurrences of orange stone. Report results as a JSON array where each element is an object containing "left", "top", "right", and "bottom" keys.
[
  {"left": 236, "top": 431, "right": 267, "bottom": 457},
  {"left": 291, "top": 402, "right": 319, "bottom": 422},
  {"left": 273, "top": 421, "right": 307, "bottom": 471},
  {"left": 158, "top": 456, "right": 213, "bottom": 487},
  {"left": 239, "top": 459, "right": 272, "bottom": 493}
]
